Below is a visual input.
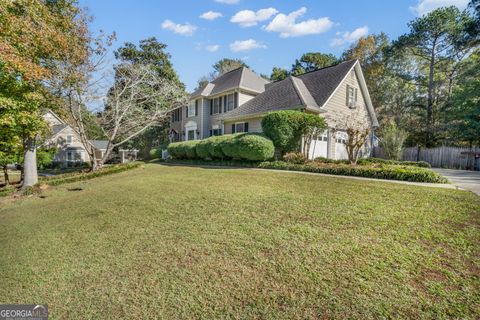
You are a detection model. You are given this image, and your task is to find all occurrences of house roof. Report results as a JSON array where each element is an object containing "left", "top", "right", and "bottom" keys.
[
  {"left": 190, "top": 67, "right": 269, "bottom": 98},
  {"left": 296, "top": 59, "right": 357, "bottom": 107},
  {"left": 220, "top": 60, "right": 376, "bottom": 122},
  {"left": 89, "top": 140, "right": 109, "bottom": 150},
  {"left": 219, "top": 76, "right": 305, "bottom": 120}
]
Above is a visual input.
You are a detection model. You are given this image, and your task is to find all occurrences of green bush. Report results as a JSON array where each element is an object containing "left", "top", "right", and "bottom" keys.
[
  {"left": 195, "top": 140, "right": 211, "bottom": 160},
  {"left": 207, "top": 135, "right": 229, "bottom": 159},
  {"left": 220, "top": 135, "right": 240, "bottom": 159},
  {"left": 261, "top": 110, "right": 327, "bottom": 155},
  {"left": 357, "top": 157, "right": 431, "bottom": 168},
  {"left": 236, "top": 133, "right": 275, "bottom": 161},
  {"left": 169, "top": 134, "right": 274, "bottom": 161},
  {"left": 168, "top": 141, "right": 200, "bottom": 159},
  {"left": 149, "top": 148, "right": 161, "bottom": 159},
  {"left": 314, "top": 157, "right": 349, "bottom": 165},
  {"left": 257, "top": 161, "right": 446, "bottom": 183},
  {"left": 283, "top": 152, "right": 307, "bottom": 164}
]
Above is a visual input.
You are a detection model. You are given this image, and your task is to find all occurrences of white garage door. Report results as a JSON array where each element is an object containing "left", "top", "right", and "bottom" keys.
[
  {"left": 335, "top": 131, "right": 348, "bottom": 160},
  {"left": 308, "top": 131, "right": 328, "bottom": 159}
]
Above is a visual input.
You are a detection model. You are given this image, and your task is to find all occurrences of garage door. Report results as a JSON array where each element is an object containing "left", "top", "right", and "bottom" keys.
[
  {"left": 308, "top": 131, "right": 328, "bottom": 159},
  {"left": 335, "top": 131, "right": 348, "bottom": 160}
]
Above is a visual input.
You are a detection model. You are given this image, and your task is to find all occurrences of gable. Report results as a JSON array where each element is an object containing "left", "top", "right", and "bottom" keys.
[{"left": 322, "top": 64, "right": 376, "bottom": 128}]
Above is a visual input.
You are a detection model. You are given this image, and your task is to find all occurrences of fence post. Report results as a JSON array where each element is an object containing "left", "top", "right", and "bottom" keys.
[{"left": 416, "top": 145, "right": 421, "bottom": 162}]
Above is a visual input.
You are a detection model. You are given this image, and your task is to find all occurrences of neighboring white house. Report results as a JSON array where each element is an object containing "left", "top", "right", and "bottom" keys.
[
  {"left": 42, "top": 110, "right": 138, "bottom": 166},
  {"left": 169, "top": 60, "right": 379, "bottom": 160}
]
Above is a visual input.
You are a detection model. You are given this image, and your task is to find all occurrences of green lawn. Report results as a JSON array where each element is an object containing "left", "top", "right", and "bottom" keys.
[{"left": 0, "top": 164, "right": 479, "bottom": 319}]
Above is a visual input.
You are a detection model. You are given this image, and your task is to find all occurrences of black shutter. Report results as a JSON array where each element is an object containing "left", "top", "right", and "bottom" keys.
[
  {"left": 234, "top": 92, "right": 238, "bottom": 108},
  {"left": 195, "top": 100, "right": 198, "bottom": 116},
  {"left": 223, "top": 95, "right": 227, "bottom": 112},
  {"left": 244, "top": 122, "right": 249, "bottom": 133},
  {"left": 186, "top": 106, "right": 188, "bottom": 118},
  {"left": 210, "top": 100, "right": 213, "bottom": 115},
  {"left": 231, "top": 124, "right": 235, "bottom": 134},
  {"left": 209, "top": 130, "right": 212, "bottom": 137}
]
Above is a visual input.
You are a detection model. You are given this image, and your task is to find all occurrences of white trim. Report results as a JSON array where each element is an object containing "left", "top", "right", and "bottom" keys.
[{"left": 320, "top": 60, "right": 379, "bottom": 128}]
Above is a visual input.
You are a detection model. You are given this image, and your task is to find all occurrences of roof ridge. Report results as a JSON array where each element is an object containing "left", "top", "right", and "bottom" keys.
[{"left": 296, "top": 59, "right": 357, "bottom": 78}]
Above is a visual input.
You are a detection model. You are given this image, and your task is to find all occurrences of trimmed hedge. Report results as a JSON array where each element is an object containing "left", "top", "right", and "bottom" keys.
[
  {"left": 42, "top": 162, "right": 142, "bottom": 186},
  {"left": 195, "top": 140, "right": 210, "bottom": 159},
  {"left": 168, "top": 134, "right": 274, "bottom": 161},
  {"left": 356, "top": 157, "right": 431, "bottom": 168},
  {"left": 258, "top": 161, "right": 447, "bottom": 183},
  {"left": 168, "top": 141, "right": 198, "bottom": 160}
]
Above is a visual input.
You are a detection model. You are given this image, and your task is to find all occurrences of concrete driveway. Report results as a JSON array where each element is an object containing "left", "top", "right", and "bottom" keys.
[{"left": 432, "top": 168, "right": 480, "bottom": 195}]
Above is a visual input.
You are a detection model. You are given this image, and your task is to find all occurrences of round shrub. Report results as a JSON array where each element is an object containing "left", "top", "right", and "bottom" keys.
[
  {"left": 207, "top": 135, "right": 229, "bottom": 159},
  {"left": 149, "top": 148, "right": 161, "bottom": 159},
  {"left": 195, "top": 140, "right": 210, "bottom": 160},
  {"left": 236, "top": 134, "right": 274, "bottom": 161},
  {"left": 220, "top": 134, "right": 240, "bottom": 159}
]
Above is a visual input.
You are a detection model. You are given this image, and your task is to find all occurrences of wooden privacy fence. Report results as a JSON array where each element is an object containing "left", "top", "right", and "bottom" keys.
[{"left": 374, "top": 146, "right": 480, "bottom": 170}]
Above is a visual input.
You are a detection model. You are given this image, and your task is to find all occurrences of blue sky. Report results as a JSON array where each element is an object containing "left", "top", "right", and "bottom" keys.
[{"left": 79, "top": 0, "right": 469, "bottom": 91}]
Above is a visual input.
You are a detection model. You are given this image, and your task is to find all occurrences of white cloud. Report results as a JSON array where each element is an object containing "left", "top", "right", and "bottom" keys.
[
  {"left": 229, "top": 39, "right": 267, "bottom": 52},
  {"left": 410, "top": 0, "right": 469, "bottom": 16},
  {"left": 200, "top": 11, "right": 223, "bottom": 21},
  {"left": 330, "top": 26, "right": 369, "bottom": 46},
  {"left": 161, "top": 19, "right": 197, "bottom": 36},
  {"left": 206, "top": 44, "right": 220, "bottom": 52},
  {"left": 264, "top": 7, "right": 333, "bottom": 38},
  {"left": 230, "top": 8, "right": 278, "bottom": 27},
  {"left": 215, "top": 0, "right": 239, "bottom": 4}
]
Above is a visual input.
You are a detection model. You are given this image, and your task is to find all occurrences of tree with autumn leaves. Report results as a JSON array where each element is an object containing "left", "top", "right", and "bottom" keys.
[{"left": 0, "top": 0, "right": 89, "bottom": 189}]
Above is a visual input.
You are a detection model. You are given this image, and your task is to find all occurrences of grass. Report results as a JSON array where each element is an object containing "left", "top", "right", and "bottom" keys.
[{"left": 0, "top": 164, "right": 479, "bottom": 319}]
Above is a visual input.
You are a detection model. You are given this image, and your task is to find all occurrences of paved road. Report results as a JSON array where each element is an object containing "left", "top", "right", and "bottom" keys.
[{"left": 432, "top": 168, "right": 480, "bottom": 195}]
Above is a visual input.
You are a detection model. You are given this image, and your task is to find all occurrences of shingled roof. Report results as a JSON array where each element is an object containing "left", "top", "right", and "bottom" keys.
[
  {"left": 190, "top": 67, "right": 269, "bottom": 98},
  {"left": 221, "top": 60, "right": 357, "bottom": 121}
]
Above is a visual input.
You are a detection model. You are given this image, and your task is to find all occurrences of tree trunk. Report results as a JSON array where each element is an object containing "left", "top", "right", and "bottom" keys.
[
  {"left": 426, "top": 45, "right": 436, "bottom": 147},
  {"left": 22, "top": 137, "right": 38, "bottom": 189},
  {"left": 3, "top": 165, "right": 9, "bottom": 186}
]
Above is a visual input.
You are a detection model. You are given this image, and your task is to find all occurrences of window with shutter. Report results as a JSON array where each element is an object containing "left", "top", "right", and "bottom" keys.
[
  {"left": 210, "top": 100, "right": 213, "bottom": 115},
  {"left": 244, "top": 122, "right": 249, "bottom": 132},
  {"left": 195, "top": 100, "right": 198, "bottom": 116},
  {"left": 231, "top": 124, "right": 235, "bottom": 133},
  {"left": 346, "top": 85, "right": 355, "bottom": 108}
]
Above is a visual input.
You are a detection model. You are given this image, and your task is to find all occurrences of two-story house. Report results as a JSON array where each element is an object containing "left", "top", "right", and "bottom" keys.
[{"left": 169, "top": 59, "right": 378, "bottom": 160}]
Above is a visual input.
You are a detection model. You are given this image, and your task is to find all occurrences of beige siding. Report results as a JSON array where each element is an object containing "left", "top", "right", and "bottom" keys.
[
  {"left": 322, "top": 68, "right": 371, "bottom": 128},
  {"left": 44, "top": 126, "right": 91, "bottom": 162},
  {"left": 238, "top": 91, "right": 256, "bottom": 106},
  {"left": 224, "top": 117, "right": 263, "bottom": 134}
]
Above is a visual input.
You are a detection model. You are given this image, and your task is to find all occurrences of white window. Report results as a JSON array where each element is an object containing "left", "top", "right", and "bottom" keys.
[
  {"left": 336, "top": 131, "right": 348, "bottom": 144},
  {"left": 188, "top": 100, "right": 196, "bottom": 117},
  {"left": 187, "top": 130, "right": 195, "bottom": 140},
  {"left": 211, "top": 125, "right": 221, "bottom": 136},
  {"left": 66, "top": 135, "right": 73, "bottom": 144},
  {"left": 346, "top": 85, "right": 358, "bottom": 108}
]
